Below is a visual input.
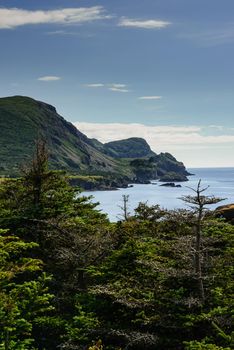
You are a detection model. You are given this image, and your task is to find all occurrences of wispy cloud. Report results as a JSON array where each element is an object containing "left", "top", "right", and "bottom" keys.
[
  {"left": 0, "top": 6, "right": 111, "bottom": 29},
  {"left": 179, "top": 25, "right": 234, "bottom": 47},
  {"left": 110, "top": 83, "right": 127, "bottom": 88},
  {"left": 85, "top": 83, "right": 105, "bottom": 88},
  {"left": 118, "top": 17, "right": 171, "bottom": 29},
  {"left": 38, "top": 76, "right": 61, "bottom": 81},
  {"left": 47, "top": 30, "right": 70, "bottom": 35},
  {"left": 46, "top": 30, "right": 95, "bottom": 38},
  {"left": 139, "top": 96, "right": 162, "bottom": 100},
  {"left": 109, "top": 87, "right": 129, "bottom": 93},
  {"left": 85, "top": 82, "right": 129, "bottom": 92}
]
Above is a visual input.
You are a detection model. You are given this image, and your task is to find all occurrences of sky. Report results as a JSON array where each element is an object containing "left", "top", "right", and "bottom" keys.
[{"left": 1, "top": 0, "right": 234, "bottom": 167}]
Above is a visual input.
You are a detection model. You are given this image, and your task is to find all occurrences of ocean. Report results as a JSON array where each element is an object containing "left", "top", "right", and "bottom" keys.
[{"left": 83, "top": 168, "right": 234, "bottom": 222}]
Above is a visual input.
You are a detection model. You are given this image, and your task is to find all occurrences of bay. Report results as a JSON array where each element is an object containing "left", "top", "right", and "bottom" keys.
[{"left": 83, "top": 168, "right": 234, "bottom": 222}]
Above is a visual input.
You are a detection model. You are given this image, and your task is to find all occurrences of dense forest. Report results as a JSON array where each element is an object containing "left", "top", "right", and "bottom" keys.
[{"left": 0, "top": 142, "right": 233, "bottom": 350}]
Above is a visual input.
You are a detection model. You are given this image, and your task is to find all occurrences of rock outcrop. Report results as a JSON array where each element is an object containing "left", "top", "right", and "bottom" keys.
[{"left": 215, "top": 203, "right": 234, "bottom": 223}]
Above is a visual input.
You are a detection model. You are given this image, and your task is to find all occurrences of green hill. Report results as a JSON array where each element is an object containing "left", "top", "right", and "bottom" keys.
[
  {"left": 0, "top": 96, "right": 121, "bottom": 176},
  {"left": 0, "top": 95, "right": 189, "bottom": 183},
  {"left": 103, "top": 137, "right": 156, "bottom": 158}
]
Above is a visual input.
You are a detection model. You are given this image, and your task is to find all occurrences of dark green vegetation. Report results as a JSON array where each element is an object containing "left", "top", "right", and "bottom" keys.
[
  {"left": 69, "top": 175, "right": 129, "bottom": 191},
  {"left": 99, "top": 137, "right": 155, "bottom": 159},
  {"left": 130, "top": 152, "right": 190, "bottom": 183},
  {"left": 0, "top": 144, "right": 233, "bottom": 350},
  {"left": 0, "top": 96, "right": 189, "bottom": 185}
]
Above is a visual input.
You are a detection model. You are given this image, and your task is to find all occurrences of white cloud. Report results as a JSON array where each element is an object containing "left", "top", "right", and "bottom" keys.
[
  {"left": 38, "top": 76, "right": 61, "bottom": 81},
  {"left": 47, "top": 30, "right": 68, "bottom": 35},
  {"left": 85, "top": 83, "right": 129, "bottom": 92},
  {"left": 85, "top": 83, "right": 105, "bottom": 88},
  {"left": 118, "top": 17, "right": 171, "bottom": 29},
  {"left": 139, "top": 96, "right": 162, "bottom": 100},
  {"left": 73, "top": 122, "right": 234, "bottom": 149},
  {"left": 109, "top": 83, "right": 127, "bottom": 88},
  {"left": 46, "top": 30, "right": 94, "bottom": 37},
  {"left": 109, "top": 87, "right": 129, "bottom": 93},
  {"left": 0, "top": 6, "right": 111, "bottom": 29},
  {"left": 73, "top": 122, "right": 200, "bottom": 146}
]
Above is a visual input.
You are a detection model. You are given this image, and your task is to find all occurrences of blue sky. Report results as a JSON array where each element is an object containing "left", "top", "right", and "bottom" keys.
[{"left": 1, "top": 0, "right": 234, "bottom": 167}]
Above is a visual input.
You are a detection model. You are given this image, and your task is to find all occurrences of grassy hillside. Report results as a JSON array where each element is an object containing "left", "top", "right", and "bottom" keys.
[
  {"left": 0, "top": 96, "right": 123, "bottom": 176},
  {"left": 103, "top": 137, "right": 156, "bottom": 158}
]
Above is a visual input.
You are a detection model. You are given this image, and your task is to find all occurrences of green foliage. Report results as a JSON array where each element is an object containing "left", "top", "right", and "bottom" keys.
[
  {"left": 69, "top": 175, "right": 130, "bottom": 191},
  {"left": 0, "top": 230, "right": 54, "bottom": 349},
  {"left": 104, "top": 137, "right": 155, "bottom": 159},
  {"left": 130, "top": 152, "right": 189, "bottom": 182},
  {"left": 0, "top": 148, "right": 233, "bottom": 349},
  {"left": 83, "top": 200, "right": 234, "bottom": 349},
  {"left": 0, "top": 145, "right": 113, "bottom": 349},
  {"left": 184, "top": 340, "right": 231, "bottom": 349},
  {"left": 88, "top": 339, "right": 104, "bottom": 350},
  {"left": 66, "top": 300, "right": 100, "bottom": 343}
]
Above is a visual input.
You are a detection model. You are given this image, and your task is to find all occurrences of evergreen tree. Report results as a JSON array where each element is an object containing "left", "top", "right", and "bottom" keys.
[
  {"left": 0, "top": 229, "right": 54, "bottom": 350},
  {"left": 180, "top": 180, "right": 224, "bottom": 302}
]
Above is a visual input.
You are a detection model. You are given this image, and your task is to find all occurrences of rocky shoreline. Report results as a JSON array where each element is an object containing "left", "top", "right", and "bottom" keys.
[{"left": 69, "top": 173, "right": 190, "bottom": 191}]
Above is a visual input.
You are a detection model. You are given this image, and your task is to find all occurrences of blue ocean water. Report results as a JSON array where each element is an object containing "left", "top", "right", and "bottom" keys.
[{"left": 83, "top": 168, "right": 234, "bottom": 222}]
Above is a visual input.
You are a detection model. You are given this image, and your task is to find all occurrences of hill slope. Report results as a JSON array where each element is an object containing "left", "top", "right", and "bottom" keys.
[
  {"left": 0, "top": 96, "right": 121, "bottom": 176},
  {"left": 103, "top": 138, "right": 156, "bottom": 158}
]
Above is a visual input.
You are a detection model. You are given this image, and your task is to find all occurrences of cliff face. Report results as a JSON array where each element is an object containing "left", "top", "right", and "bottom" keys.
[{"left": 0, "top": 95, "right": 189, "bottom": 183}]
